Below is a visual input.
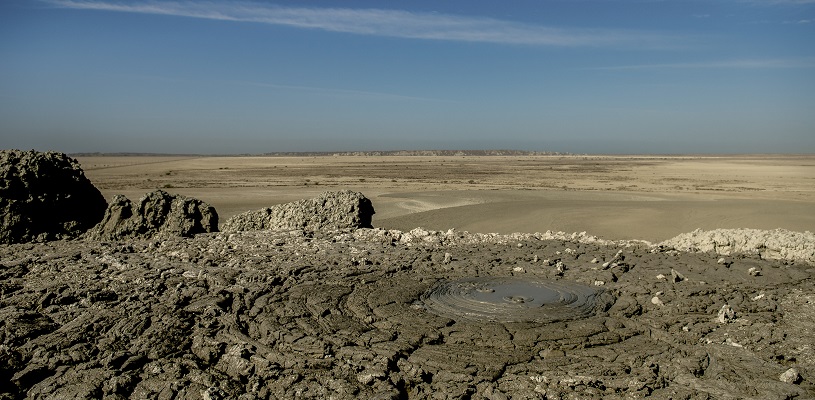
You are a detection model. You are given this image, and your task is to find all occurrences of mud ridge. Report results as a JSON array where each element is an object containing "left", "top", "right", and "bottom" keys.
[{"left": 1, "top": 226, "right": 813, "bottom": 399}]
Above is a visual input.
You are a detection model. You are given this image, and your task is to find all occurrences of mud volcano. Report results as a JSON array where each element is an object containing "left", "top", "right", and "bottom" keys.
[{"left": 422, "top": 277, "right": 609, "bottom": 323}]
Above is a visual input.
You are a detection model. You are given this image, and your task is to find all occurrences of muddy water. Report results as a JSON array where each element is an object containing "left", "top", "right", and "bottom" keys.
[{"left": 422, "top": 277, "right": 609, "bottom": 323}]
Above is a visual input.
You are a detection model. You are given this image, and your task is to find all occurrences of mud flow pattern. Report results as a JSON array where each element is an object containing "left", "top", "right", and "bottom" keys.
[{"left": 421, "top": 277, "right": 610, "bottom": 323}]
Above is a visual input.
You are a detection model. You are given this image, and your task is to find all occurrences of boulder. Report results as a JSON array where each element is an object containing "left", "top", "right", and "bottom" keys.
[
  {"left": 88, "top": 190, "right": 218, "bottom": 240},
  {"left": 221, "top": 190, "right": 374, "bottom": 233},
  {"left": 0, "top": 149, "right": 107, "bottom": 244}
]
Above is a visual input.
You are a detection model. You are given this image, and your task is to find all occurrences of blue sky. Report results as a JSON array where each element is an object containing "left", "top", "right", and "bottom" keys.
[{"left": 1, "top": 0, "right": 813, "bottom": 154}]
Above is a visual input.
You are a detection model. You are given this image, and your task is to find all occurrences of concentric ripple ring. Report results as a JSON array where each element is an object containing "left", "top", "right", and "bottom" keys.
[{"left": 421, "top": 277, "right": 610, "bottom": 323}]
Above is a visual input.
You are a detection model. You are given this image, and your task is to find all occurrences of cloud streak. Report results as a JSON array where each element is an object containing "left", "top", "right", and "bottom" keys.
[
  {"left": 588, "top": 58, "right": 815, "bottom": 70},
  {"left": 47, "top": 0, "right": 682, "bottom": 48}
]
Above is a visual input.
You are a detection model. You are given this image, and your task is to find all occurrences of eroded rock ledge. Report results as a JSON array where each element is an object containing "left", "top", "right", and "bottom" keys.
[
  {"left": 221, "top": 190, "right": 374, "bottom": 233},
  {"left": 87, "top": 190, "right": 219, "bottom": 241}
]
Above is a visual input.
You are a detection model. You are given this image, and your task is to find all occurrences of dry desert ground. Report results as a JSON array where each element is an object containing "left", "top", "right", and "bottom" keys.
[
  {"left": 3, "top": 153, "right": 814, "bottom": 399},
  {"left": 77, "top": 154, "right": 815, "bottom": 242}
]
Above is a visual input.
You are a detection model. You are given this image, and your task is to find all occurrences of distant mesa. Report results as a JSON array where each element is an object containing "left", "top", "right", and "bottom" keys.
[
  {"left": 222, "top": 190, "right": 375, "bottom": 233},
  {"left": 87, "top": 190, "right": 219, "bottom": 241},
  {"left": 0, "top": 149, "right": 107, "bottom": 244}
]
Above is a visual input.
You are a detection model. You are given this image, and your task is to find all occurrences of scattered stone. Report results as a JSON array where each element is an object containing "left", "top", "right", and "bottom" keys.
[
  {"left": 443, "top": 252, "right": 453, "bottom": 264},
  {"left": 513, "top": 267, "right": 525, "bottom": 273},
  {"left": 533, "top": 255, "right": 539, "bottom": 263},
  {"left": 554, "top": 261, "right": 566, "bottom": 276},
  {"left": 0, "top": 149, "right": 107, "bottom": 243},
  {"left": 780, "top": 368, "right": 802, "bottom": 384},
  {"left": 590, "top": 257, "right": 598, "bottom": 263},
  {"left": 748, "top": 267, "right": 762, "bottom": 277},
  {"left": 717, "top": 304, "right": 736, "bottom": 323},
  {"left": 752, "top": 293, "right": 765, "bottom": 301},
  {"left": 221, "top": 190, "right": 374, "bottom": 233},
  {"left": 671, "top": 269, "right": 686, "bottom": 283},
  {"left": 87, "top": 190, "right": 218, "bottom": 240},
  {"left": 656, "top": 274, "right": 666, "bottom": 280},
  {"left": 651, "top": 296, "right": 664, "bottom": 306}
]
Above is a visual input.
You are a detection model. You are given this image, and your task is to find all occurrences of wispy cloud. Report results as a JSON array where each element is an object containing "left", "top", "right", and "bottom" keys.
[
  {"left": 588, "top": 58, "right": 815, "bottom": 70},
  {"left": 47, "top": 0, "right": 684, "bottom": 48},
  {"left": 741, "top": 0, "right": 815, "bottom": 5}
]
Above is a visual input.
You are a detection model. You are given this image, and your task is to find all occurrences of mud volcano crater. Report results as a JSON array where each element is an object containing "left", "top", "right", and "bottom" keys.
[{"left": 421, "top": 277, "right": 613, "bottom": 323}]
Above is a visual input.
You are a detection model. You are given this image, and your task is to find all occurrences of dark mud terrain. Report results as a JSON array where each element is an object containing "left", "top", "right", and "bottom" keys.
[{"left": 2, "top": 228, "right": 813, "bottom": 399}]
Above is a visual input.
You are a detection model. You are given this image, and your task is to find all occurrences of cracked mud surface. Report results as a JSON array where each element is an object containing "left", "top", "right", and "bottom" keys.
[{"left": 2, "top": 229, "right": 813, "bottom": 399}]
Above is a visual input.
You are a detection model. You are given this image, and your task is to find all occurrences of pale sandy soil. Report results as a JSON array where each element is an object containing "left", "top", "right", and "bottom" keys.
[{"left": 77, "top": 155, "right": 815, "bottom": 242}]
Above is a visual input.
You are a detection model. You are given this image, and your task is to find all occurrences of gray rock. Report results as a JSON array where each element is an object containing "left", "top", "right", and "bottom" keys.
[
  {"left": 221, "top": 190, "right": 374, "bottom": 233},
  {"left": 0, "top": 149, "right": 107, "bottom": 244},
  {"left": 87, "top": 190, "right": 218, "bottom": 240}
]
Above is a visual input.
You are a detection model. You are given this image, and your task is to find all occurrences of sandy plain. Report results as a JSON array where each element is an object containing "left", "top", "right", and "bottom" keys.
[{"left": 77, "top": 154, "right": 815, "bottom": 242}]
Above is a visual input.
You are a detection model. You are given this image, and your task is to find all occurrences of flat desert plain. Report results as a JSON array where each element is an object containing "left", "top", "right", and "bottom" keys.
[{"left": 77, "top": 154, "right": 815, "bottom": 242}]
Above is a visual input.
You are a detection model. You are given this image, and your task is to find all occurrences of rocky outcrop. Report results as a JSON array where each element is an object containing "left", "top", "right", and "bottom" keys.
[
  {"left": 0, "top": 149, "right": 107, "bottom": 244},
  {"left": 659, "top": 228, "right": 815, "bottom": 264},
  {"left": 87, "top": 190, "right": 218, "bottom": 240},
  {"left": 221, "top": 190, "right": 374, "bottom": 233}
]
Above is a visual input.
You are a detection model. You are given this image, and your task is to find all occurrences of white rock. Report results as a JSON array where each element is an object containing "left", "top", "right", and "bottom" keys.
[
  {"left": 717, "top": 304, "right": 736, "bottom": 323},
  {"left": 780, "top": 368, "right": 801, "bottom": 384},
  {"left": 651, "top": 296, "right": 664, "bottom": 306},
  {"left": 748, "top": 267, "right": 761, "bottom": 277},
  {"left": 656, "top": 274, "right": 666, "bottom": 280}
]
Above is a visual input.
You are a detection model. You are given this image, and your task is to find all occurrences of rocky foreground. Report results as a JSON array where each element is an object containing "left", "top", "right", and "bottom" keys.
[
  {"left": 1, "top": 149, "right": 813, "bottom": 399},
  {"left": 1, "top": 226, "right": 813, "bottom": 399}
]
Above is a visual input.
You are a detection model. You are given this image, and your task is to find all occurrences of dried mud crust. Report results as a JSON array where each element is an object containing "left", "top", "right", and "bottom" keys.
[{"left": 1, "top": 229, "right": 813, "bottom": 399}]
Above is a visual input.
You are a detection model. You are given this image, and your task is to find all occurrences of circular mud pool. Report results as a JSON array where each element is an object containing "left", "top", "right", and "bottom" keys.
[{"left": 421, "top": 277, "right": 611, "bottom": 323}]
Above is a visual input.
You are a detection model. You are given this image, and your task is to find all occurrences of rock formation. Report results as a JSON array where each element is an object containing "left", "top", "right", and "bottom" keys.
[
  {"left": 221, "top": 190, "right": 374, "bottom": 233},
  {"left": 660, "top": 228, "right": 815, "bottom": 264},
  {"left": 87, "top": 190, "right": 218, "bottom": 240},
  {"left": 0, "top": 149, "right": 107, "bottom": 244}
]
